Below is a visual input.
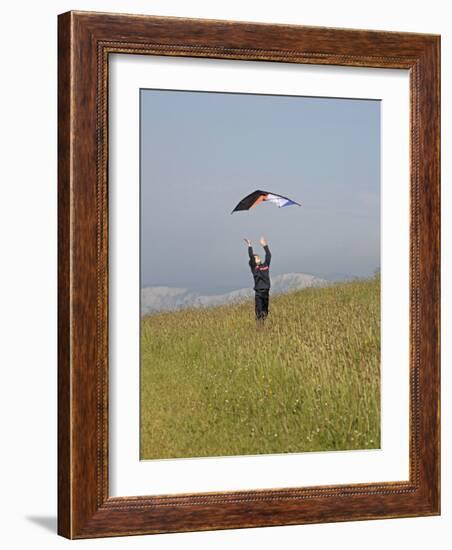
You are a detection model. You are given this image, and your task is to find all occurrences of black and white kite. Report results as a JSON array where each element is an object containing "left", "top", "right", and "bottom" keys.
[{"left": 231, "top": 190, "right": 301, "bottom": 213}]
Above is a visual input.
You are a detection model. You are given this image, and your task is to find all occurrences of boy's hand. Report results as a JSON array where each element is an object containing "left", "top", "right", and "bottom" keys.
[
  {"left": 259, "top": 236, "right": 267, "bottom": 247},
  {"left": 244, "top": 238, "right": 251, "bottom": 246}
]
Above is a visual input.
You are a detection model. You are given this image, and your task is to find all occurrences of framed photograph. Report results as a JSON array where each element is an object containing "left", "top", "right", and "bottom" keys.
[{"left": 58, "top": 11, "right": 440, "bottom": 539}]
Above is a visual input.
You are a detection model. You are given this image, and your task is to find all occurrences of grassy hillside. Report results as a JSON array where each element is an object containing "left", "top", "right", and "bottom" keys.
[{"left": 140, "top": 278, "right": 380, "bottom": 460}]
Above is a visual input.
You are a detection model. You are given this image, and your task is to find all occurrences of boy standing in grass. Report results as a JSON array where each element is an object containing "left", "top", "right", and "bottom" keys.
[{"left": 244, "top": 236, "right": 272, "bottom": 324}]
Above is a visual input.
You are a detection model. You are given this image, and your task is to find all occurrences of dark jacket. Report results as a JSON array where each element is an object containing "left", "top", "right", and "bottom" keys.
[{"left": 248, "top": 245, "right": 271, "bottom": 291}]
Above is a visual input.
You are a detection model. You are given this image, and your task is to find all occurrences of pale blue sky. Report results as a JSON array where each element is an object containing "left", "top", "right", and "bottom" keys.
[{"left": 141, "top": 89, "right": 380, "bottom": 293}]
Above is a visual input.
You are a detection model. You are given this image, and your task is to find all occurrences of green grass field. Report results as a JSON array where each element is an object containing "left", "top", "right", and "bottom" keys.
[{"left": 140, "top": 277, "right": 380, "bottom": 459}]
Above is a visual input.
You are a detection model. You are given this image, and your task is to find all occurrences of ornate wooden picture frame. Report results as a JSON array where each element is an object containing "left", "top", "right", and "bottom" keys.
[{"left": 58, "top": 11, "right": 440, "bottom": 539}]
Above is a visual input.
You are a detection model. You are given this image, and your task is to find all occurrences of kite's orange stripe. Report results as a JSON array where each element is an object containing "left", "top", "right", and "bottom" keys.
[{"left": 250, "top": 194, "right": 268, "bottom": 208}]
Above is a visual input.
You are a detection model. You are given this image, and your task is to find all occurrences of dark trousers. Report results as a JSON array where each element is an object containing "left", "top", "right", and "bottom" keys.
[{"left": 255, "top": 290, "right": 270, "bottom": 321}]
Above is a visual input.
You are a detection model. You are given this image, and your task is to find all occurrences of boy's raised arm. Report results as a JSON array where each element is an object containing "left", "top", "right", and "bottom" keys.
[
  {"left": 260, "top": 236, "right": 271, "bottom": 266},
  {"left": 244, "top": 238, "right": 256, "bottom": 268}
]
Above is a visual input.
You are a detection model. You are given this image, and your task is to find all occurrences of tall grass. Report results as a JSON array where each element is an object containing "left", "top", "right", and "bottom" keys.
[{"left": 140, "top": 278, "right": 380, "bottom": 459}]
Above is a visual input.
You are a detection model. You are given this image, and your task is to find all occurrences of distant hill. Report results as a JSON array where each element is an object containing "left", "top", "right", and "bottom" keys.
[{"left": 141, "top": 272, "right": 328, "bottom": 314}]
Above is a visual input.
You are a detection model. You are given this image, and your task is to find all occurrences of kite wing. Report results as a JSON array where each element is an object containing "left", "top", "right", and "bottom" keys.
[{"left": 231, "top": 190, "right": 301, "bottom": 213}]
